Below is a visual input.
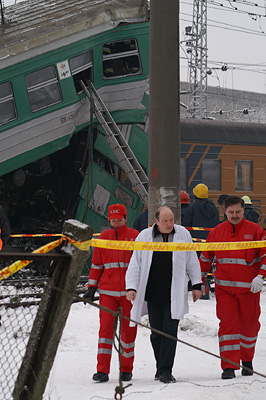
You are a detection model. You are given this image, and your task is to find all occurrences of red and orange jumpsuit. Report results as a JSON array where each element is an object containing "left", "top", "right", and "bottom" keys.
[
  {"left": 200, "top": 218, "right": 266, "bottom": 370},
  {"left": 88, "top": 224, "right": 138, "bottom": 374}
]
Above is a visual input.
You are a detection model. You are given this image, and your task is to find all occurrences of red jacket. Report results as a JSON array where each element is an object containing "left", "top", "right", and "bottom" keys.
[
  {"left": 200, "top": 218, "right": 266, "bottom": 293},
  {"left": 88, "top": 224, "right": 139, "bottom": 297}
]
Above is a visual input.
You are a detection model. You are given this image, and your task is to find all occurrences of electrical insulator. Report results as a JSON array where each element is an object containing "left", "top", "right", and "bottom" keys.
[
  {"left": 243, "top": 108, "right": 249, "bottom": 114},
  {"left": 221, "top": 65, "right": 228, "bottom": 71}
]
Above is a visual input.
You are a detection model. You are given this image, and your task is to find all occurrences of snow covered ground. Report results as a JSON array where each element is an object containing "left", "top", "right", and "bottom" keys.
[{"left": 44, "top": 288, "right": 266, "bottom": 400}]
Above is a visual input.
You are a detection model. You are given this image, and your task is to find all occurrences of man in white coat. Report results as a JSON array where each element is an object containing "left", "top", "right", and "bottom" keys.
[{"left": 126, "top": 206, "right": 202, "bottom": 383}]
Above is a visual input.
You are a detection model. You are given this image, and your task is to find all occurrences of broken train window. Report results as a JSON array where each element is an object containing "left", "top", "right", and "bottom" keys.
[
  {"left": 69, "top": 50, "right": 93, "bottom": 94},
  {"left": 103, "top": 39, "right": 142, "bottom": 78},
  {"left": 93, "top": 150, "right": 135, "bottom": 202},
  {"left": 114, "top": 186, "right": 134, "bottom": 208}
]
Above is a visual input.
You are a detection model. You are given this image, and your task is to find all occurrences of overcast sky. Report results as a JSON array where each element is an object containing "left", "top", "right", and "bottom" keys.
[
  {"left": 180, "top": 0, "right": 266, "bottom": 94},
  {"left": 3, "top": 0, "right": 266, "bottom": 94}
]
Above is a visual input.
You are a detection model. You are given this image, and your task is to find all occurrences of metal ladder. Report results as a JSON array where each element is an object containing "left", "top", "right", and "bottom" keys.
[{"left": 80, "top": 80, "right": 148, "bottom": 206}]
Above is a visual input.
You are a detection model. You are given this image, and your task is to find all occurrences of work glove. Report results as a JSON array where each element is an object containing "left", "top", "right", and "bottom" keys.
[
  {"left": 83, "top": 286, "right": 97, "bottom": 303},
  {"left": 250, "top": 276, "right": 264, "bottom": 293}
]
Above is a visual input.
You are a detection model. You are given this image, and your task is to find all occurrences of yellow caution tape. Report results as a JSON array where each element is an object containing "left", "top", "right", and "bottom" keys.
[
  {"left": 10, "top": 234, "right": 63, "bottom": 237},
  {"left": 0, "top": 237, "right": 92, "bottom": 281},
  {"left": 2, "top": 235, "right": 266, "bottom": 282},
  {"left": 10, "top": 233, "right": 100, "bottom": 238},
  {"left": 90, "top": 238, "right": 266, "bottom": 252},
  {"left": 0, "top": 239, "right": 62, "bottom": 281},
  {"left": 186, "top": 227, "right": 212, "bottom": 231},
  {"left": 63, "top": 236, "right": 91, "bottom": 251}
]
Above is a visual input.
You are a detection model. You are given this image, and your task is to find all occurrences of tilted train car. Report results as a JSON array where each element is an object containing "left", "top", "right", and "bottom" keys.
[
  {"left": 0, "top": 0, "right": 150, "bottom": 234},
  {"left": 1, "top": 0, "right": 266, "bottom": 237}
]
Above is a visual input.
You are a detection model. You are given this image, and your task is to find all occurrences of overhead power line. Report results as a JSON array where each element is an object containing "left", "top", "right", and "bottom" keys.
[{"left": 180, "top": 12, "right": 266, "bottom": 36}]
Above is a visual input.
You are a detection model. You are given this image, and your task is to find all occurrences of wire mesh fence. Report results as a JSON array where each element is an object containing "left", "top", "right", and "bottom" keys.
[{"left": 0, "top": 252, "right": 68, "bottom": 400}]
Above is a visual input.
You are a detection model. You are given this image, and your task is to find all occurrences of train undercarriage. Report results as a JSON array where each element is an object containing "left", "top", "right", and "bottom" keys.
[{"left": 0, "top": 129, "right": 90, "bottom": 237}]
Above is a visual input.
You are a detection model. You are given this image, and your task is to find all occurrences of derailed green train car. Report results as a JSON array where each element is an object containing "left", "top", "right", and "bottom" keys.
[{"left": 0, "top": 0, "right": 150, "bottom": 234}]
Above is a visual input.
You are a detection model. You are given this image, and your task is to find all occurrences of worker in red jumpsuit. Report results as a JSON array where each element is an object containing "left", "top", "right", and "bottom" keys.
[
  {"left": 84, "top": 204, "right": 139, "bottom": 383},
  {"left": 200, "top": 196, "right": 266, "bottom": 380}
]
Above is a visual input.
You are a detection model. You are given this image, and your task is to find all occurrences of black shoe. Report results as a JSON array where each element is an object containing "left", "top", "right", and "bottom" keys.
[
  {"left": 121, "top": 372, "right": 132, "bottom": 381},
  {"left": 221, "top": 368, "right": 235, "bottom": 380},
  {"left": 154, "top": 372, "right": 160, "bottom": 380},
  {"left": 92, "top": 372, "right": 109, "bottom": 382},
  {"left": 242, "top": 361, "right": 253, "bottom": 376},
  {"left": 159, "top": 372, "right": 176, "bottom": 383}
]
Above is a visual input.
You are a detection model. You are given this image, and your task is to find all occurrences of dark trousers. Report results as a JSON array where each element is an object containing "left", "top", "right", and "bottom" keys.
[{"left": 148, "top": 301, "right": 179, "bottom": 375}]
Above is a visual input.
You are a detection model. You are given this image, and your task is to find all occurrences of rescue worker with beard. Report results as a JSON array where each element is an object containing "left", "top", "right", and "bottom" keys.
[
  {"left": 200, "top": 196, "right": 266, "bottom": 379},
  {"left": 83, "top": 204, "right": 139, "bottom": 383}
]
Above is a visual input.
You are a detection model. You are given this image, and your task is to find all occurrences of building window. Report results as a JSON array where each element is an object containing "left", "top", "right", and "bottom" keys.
[
  {"left": 202, "top": 159, "right": 221, "bottom": 190},
  {"left": 181, "top": 158, "right": 187, "bottom": 190},
  {"left": 0, "top": 82, "right": 17, "bottom": 126},
  {"left": 25, "top": 66, "right": 62, "bottom": 112},
  {"left": 235, "top": 160, "right": 253, "bottom": 191},
  {"left": 103, "top": 39, "right": 142, "bottom": 78},
  {"left": 69, "top": 50, "right": 93, "bottom": 94}
]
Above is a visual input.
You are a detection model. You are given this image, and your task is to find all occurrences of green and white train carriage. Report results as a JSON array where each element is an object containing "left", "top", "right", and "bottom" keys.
[{"left": 0, "top": 0, "right": 150, "bottom": 234}]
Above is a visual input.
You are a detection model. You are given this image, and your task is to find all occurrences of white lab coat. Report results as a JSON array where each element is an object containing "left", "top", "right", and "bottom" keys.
[{"left": 125, "top": 224, "right": 201, "bottom": 326}]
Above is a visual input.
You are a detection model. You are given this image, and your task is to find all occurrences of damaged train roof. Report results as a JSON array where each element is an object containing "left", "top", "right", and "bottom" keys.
[{"left": 0, "top": 0, "right": 148, "bottom": 68}]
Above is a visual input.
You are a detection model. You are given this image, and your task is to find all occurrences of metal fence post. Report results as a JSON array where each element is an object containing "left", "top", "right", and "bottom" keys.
[{"left": 13, "top": 219, "right": 93, "bottom": 400}]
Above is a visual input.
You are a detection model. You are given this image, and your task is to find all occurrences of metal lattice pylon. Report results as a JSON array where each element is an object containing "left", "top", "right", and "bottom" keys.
[{"left": 186, "top": 0, "right": 208, "bottom": 119}]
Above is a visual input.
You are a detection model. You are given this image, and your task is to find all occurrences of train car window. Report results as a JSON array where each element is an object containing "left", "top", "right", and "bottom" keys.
[
  {"left": 0, "top": 82, "right": 17, "bottom": 126},
  {"left": 94, "top": 149, "right": 135, "bottom": 200},
  {"left": 114, "top": 186, "right": 134, "bottom": 208},
  {"left": 102, "top": 39, "right": 142, "bottom": 78},
  {"left": 235, "top": 160, "right": 253, "bottom": 191},
  {"left": 181, "top": 158, "right": 187, "bottom": 190},
  {"left": 94, "top": 150, "right": 120, "bottom": 181},
  {"left": 89, "top": 184, "right": 110, "bottom": 215},
  {"left": 25, "top": 66, "right": 62, "bottom": 112},
  {"left": 69, "top": 50, "right": 93, "bottom": 94},
  {"left": 202, "top": 159, "right": 221, "bottom": 190}
]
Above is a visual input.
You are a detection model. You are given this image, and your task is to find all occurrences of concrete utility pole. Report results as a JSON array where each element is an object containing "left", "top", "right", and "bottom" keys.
[
  {"left": 0, "top": 0, "right": 5, "bottom": 25},
  {"left": 148, "top": 0, "right": 180, "bottom": 225}
]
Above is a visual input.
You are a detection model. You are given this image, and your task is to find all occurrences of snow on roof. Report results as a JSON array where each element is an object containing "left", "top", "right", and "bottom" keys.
[{"left": 0, "top": 0, "right": 148, "bottom": 68}]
